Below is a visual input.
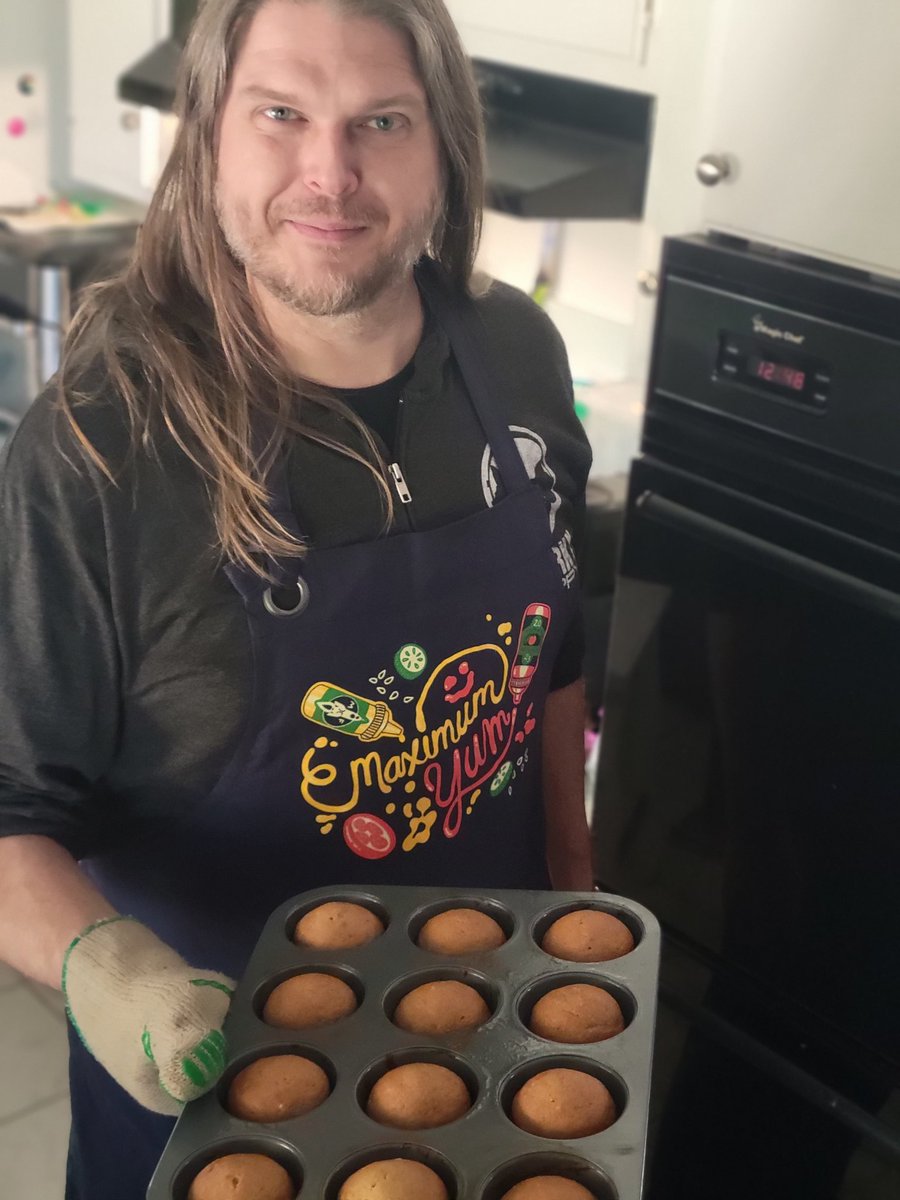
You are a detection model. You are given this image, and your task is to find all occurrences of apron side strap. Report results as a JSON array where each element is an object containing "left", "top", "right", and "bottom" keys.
[{"left": 223, "top": 559, "right": 265, "bottom": 602}]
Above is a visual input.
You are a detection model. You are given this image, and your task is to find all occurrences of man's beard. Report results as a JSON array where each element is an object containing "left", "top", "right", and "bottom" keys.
[{"left": 216, "top": 191, "right": 442, "bottom": 318}]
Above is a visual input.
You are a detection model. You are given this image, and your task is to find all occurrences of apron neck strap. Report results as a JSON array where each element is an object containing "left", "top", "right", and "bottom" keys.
[{"left": 415, "top": 257, "right": 531, "bottom": 495}]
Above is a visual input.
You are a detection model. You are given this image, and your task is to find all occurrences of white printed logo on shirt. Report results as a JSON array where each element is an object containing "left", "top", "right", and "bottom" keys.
[
  {"left": 480, "top": 426, "right": 562, "bottom": 531},
  {"left": 552, "top": 528, "right": 578, "bottom": 589},
  {"left": 481, "top": 425, "right": 575, "bottom": 586}
]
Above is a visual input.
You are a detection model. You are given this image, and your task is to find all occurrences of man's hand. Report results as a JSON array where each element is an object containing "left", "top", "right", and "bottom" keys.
[{"left": 62, "top": 916, "right": 234, "bottom": 1115}]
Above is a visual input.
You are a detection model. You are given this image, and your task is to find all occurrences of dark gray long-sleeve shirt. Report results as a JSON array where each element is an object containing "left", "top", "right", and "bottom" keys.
[{"left": 0, "top": 281, "right": 591, "bottom": 858}]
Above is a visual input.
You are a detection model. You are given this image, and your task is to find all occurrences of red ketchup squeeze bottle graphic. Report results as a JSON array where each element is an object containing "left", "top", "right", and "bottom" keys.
[{"left": 508, "top": 603, "right": 551, "bottom": 704}]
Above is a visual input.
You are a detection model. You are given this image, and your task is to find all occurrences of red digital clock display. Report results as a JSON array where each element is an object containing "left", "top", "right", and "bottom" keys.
[{"left": 748, "top": 355, "right": 806, "bottom": 392}]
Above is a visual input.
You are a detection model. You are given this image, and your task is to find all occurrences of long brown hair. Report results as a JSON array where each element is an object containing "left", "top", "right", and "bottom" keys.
[{"left": 59, "top": 0, "right": 485, "bottom": 575}]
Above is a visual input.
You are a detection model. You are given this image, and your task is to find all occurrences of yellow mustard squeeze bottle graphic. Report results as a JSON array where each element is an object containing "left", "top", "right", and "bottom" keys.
[{"left": 301, "top": 682, "right": 404, "bottom": 742}]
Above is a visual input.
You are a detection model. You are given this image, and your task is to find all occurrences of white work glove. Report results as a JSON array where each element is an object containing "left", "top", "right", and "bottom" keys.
[{"left": 62, "top": 915, "right": 235, "bottom": 1116}]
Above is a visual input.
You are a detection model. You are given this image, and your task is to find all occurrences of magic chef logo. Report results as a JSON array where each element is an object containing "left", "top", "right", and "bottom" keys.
[{"left": 752, "top": 314, "right": 806, "bottom": 345}]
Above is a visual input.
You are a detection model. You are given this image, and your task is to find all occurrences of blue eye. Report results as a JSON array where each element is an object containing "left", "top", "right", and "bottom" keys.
[
  {"left": 368, "top": 115, "right": 400, "bottom": 132},
  {"left": 264, "top": 106, "right": 297, "bottom": 122}
]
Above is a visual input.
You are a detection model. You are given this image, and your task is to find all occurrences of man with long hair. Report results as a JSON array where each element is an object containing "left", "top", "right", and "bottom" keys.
[{"left": 0, "top": 1, "right": 592, "bottom": 1194}]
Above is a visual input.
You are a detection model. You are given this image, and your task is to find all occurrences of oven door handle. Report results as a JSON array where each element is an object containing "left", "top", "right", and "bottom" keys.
[{"left": 636, "top": 490, "right": 900, "bottom": 619}]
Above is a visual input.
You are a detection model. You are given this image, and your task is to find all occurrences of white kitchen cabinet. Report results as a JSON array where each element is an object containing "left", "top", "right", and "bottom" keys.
[
  {"left": 68, "top": 0, "right": 169, "bottom": 203},
  {"left": 696, "top": 0, "right": 900, "bottom": 278},
  {"left": 447, "top": 0, "right": 655, "bottom": 87},
  {"left": 448, "top": 0, "right": 648, "bottom": 61}
]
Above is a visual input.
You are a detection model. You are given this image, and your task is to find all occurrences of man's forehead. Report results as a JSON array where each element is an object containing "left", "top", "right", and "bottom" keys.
[
  {"left": 233, "top": 0, "right": 426, "bottom": 96},
  {"left": 234, "top": 52, "right": 427, "bottom": 101}
]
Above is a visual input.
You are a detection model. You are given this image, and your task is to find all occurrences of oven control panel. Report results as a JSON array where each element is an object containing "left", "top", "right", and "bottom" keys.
[
  {"left": 650, "top": 264, "right": 900, "bottom": 479},
  {"left": 715, "top": 331, "right": 832, "bottom": 415}
]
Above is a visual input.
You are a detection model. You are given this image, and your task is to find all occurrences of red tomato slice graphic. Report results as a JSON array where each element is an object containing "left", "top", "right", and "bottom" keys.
[{"left": 343, "top": 813, "right": 396, "bottom": 860}]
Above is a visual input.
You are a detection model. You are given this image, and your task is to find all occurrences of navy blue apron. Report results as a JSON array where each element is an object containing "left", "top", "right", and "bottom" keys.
[{"left": 66, "top": 260, "right": 580, "bottom": 1199}]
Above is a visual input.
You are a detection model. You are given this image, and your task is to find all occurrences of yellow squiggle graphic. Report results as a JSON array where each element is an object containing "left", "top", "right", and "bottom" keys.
[
  {"left": 300, "top": 745, "right": 347, "bottom": 812},
  {"left": 414, "top": 644, "right": 508, "bottom": 734}
]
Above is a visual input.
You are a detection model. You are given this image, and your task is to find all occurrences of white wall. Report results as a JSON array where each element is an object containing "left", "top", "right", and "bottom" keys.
[{"left": 0, "top": 0, "right": 71, "bottom": 188}]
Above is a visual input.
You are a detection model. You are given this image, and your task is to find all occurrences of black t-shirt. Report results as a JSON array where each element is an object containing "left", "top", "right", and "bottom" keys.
[{"left": 332, "top": 359, "right": 415, "bottom": 454}]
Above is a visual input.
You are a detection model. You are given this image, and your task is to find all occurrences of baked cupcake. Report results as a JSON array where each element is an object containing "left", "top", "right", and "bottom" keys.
[
  {"left": 510, "top": 1068, "right": 616, "bottom": 1139},
  {"left": 366, "top": 1062, "right": 471, "bottom": 1129},
  {"left": 540, "top": 910, "right": 634, "bottom": 963},
  {"left": 393, "top": 980, "right": 490, "bottom": 1035},
  {"left": 293, "top": 901, "right": 384, "bottom": 950},
  {"left": 188, "top": 1153, "right": 294, "bottom": 1200},
  {"left": 339, "top": 1158, "right": 448, "bottom": 1200},
  {"left": 529, "top": 984, "right": 625, "bottom": 1044},
  {"left": 227, "top": 1054, "right": 330, "bottom": 1123},
  {"left": 417, "top": 908, "right": 506, "bottom": 954},
  {"left": 262, "top": 972, "right": 358, "bottom": 1030},
  {"left": 501, "top": 1178, "right": 595, "bottom": 1200}
]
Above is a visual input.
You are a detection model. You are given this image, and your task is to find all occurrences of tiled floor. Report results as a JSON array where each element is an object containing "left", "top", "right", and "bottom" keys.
[{"left": 0, "top": 958, "right": 70, "bottom": 1196}]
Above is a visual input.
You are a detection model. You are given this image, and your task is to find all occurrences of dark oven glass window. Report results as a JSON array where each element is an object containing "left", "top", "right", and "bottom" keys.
[{"left": 595, "top": 458, "right": 900, "bottom": 1070}]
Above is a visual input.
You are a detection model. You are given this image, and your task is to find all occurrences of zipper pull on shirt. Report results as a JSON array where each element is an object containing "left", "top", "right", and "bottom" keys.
[{"left": 389, "top": 462, "right": 412, "bottom": 504}]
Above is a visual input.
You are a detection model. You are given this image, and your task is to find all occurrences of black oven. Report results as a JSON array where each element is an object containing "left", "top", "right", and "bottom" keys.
[{"left": 593, "top": 234, "right": 900, "bottom": 1198}]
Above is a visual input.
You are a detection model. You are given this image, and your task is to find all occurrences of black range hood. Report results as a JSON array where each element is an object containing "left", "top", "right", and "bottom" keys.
[
  {"left": 119, "top": 5, "right": 654, "bottom": 222},
  {"left": 118, "top": 0, "right": 195, "bottom": 110},
  {"left": 118, "top": 39, "right": 183, "bottom": 111},
  {"left": 474, "top": 60, "right": 653, "bottom": 220}
]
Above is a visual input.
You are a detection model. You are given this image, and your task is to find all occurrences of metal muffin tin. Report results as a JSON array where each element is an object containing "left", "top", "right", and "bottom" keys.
[{"left": 147, "top": 886, "right": 660, "bottom": 1200}]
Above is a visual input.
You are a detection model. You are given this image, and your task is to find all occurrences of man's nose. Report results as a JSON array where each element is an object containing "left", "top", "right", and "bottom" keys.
[{"left": 300, "top": 126, "right": 360, "bottom": 198}]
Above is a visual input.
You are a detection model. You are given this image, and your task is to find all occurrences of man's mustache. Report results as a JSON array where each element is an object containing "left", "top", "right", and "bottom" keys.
[{"left": 272, "top": 202, "right": 386, "bottom": 225}]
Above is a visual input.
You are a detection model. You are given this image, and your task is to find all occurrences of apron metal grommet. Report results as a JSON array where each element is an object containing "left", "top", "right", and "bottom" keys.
[{"left": 263, "top": 578, "right": 311, "bottom": 617}]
